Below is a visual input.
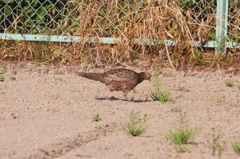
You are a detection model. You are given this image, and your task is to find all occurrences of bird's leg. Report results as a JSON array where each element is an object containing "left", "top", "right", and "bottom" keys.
[
  {"left": 107, "top": 96, "right": 115, "bottom": 100},
  {"left": 106, "top": 90, "right": 115, "bottom": 101},
  {"left": 123, "top": 90, "right": 131, "bottom": 101}
]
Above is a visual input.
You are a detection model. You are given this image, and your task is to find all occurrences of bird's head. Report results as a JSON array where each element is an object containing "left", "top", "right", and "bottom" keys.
[{"left": 140, "top": 72, "right": 151, "bottom": 81}]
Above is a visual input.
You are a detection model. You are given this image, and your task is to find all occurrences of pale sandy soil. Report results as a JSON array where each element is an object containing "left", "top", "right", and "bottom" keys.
[{"left": 0, "top": 62, "right": 240, "bottom": 159}]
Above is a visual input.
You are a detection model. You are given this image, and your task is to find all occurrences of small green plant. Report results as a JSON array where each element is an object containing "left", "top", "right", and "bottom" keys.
[
  {"left": 150, "top": 89, "right": 171, "bottom": 103},
  {"left": 122, "top": 110, "right": 149, "bottom": 136},
  {"left": 145, "top": 94, "right": 149, "bottom": 101},
  {"left": 225, "top": 79, "right": 234, "bottom": 87},
  {"left": 54, "top": 78, "right": 66, "bottom": 84},
  {"left": 213, "top": 36, "right": 228, "bottom": 54},
  {"left": 0, "top": 66, "right": 6, "bottom": 74},
  {"left": 151, "top": 155, "right": 155, "bottom": 159},
  {"left": 205, "top": 127, "right": 226, "bottom": 157},
  {"left": 167, "top": 109, "right": 199, "bottom": 145},
  {"left": 237, "top": 85, "right": 240, "bottom": 90},
  {"left": 92, "top": 114, "right": 101, "bottom": 122},
  {"left": 174, "top": 145, "right": 190, "bottom": 153},
  {"left": 10, "top": 77, "right": 16, "bottom": 81},
  {"left": 192, "top": 49, "right": 203, "bottom": 64},
  {"left": 131, "top": 88, "right": 137, "bottom": 101},
  {"left": 0, "top": 76, "right": 5, "bottom": 82},
  {"left": 231, "top": 138, "right": 240, "bottom": 154},
  {"left": 216, "top": 94, "right": 223, "bottom": 103},
  {"left": 150, "top": 73, "right": 171, "bottom": 103}
]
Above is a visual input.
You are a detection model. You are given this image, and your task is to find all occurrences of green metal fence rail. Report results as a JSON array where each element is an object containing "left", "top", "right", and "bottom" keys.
[{"left": 0, "top": 0, "right": 239, "bottom": 53}]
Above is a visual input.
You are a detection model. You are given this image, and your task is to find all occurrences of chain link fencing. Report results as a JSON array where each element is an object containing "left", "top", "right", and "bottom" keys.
[{"left": 0, "top": 0, "right": 239, "bottom": 48}]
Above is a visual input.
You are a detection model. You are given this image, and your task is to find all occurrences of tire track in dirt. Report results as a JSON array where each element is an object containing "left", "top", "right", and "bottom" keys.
[{"left": 28, "top": 122, "right": 118, "bottom": 159}]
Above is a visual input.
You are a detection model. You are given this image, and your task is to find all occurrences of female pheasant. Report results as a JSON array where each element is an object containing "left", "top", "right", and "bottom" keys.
[{"left": 77, "top": 68, "right": 151, "bottom": 101}]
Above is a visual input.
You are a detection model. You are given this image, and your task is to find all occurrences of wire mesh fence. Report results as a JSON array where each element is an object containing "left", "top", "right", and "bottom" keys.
[
  {"left": 0, "top": 0, "right": 80, "bottom": 35},
  {"left": 181, "top": 0, "right": 217, "bottom": 40},
  {"left": 0, "top": 0, "right": 239, "bottom": 47},
  {"left": 228, "top": 0, "right": 240, "bottom": 40}
]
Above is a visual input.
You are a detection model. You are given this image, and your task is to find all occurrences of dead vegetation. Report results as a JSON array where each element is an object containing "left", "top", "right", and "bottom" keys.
[{"left": 0, "top": 0, "right": 239, "bottom": 69}]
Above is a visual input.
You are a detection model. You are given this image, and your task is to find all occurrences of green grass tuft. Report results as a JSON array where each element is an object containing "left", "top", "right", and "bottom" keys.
[
  {"left": 216, "top": 94, "right": 223, "bottom": 103},
  {"left": 122, "top": 110, "right": 149, "bottom": 136},
  {"left": 174, "top": 145, "right": 190, "bottom": 153},
  {"left": 231, "top": 139, "right": 240, "bottom": 154},
  {"left": 205, "top": 127, "right": 226, "bottom": 157},
  {"left": 150, "top": 73, "right": 171, "bottom": 103},
  {"left": 92, "top": 114, "right": 101, "bottom": 122},
  {"left": 54, "top": 78, "right": 66, "bottom": 84},
  {"left": 0, "top": 66, "right": 7, "bottom": 74},
  {"left": 237, "top": 85, "right": 240, "bottom": 90},
  {"left": 0, "top": 76, "right": 5, "bottom": 82},
  {"left": 150, "top": 88, "right": 171, "bottom": 103},
  {"left": 10, "top": 77, "right": 16, "bottom": 81},
  {"left": 225, "top": 79, "right": 234, "bottom": 87},
  {"left": 167, "top": 108, "right": 199, "bottom": 153}
]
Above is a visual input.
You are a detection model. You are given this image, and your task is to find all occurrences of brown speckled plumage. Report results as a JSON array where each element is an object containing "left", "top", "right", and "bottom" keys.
[{"left": 77, "top": 68, "right": 151, "bottom": 101}]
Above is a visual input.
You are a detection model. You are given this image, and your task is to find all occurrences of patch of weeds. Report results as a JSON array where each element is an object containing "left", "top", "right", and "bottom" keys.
[
  {"left": 136, "top": 90, "right": 149, "bottom": 101},
  {"left": 166, "top": 74, "right": 172, "bottom": 77},
  {"left": 122, "top": 110, "right": 149, "bottom": 136},
  {"left": 205, "top": 127, "right": 226, "bottom": 157},
  {"left": 192, "top": 49, "right": 203, "bottom": 64},
  {"left": 6, "top": 54, "right": 17, "bottom": 58},
  {"left": 237, "top": 85, "right": 240, "bottom": 90},
  {"left": 166, "top": 109, "right": 200, "bottom": 153},
  {"left": 0, "top": 76, "right": 5, "bottom": 82},
  {"left": 150, "top": 88, "right": 171, "bottom": 103},
  {"left": 54, "top": 78, "right": 66, "bottom": 84},
  {"left": 225, "top": 79, "right": 234, "bottom": 87},
  {"left": 231, "top": 138, "right": 240, "bottom": 154},
  {"left": 150, "top": 73, "right": 172, "bottom": 103},
  {"left": 216, "top": 94, "right": 223, "bottom": 103},
  {"left": 145, "top": 93, "right": 149, "bottom": 101},
  {"left": 215, "top": 36, "right": 228, "bottom": 54},
  {"left": 0, "top": 66, "right": 7, "bottom": 74},
  {"left": 10, "top": 77, "right": 16, "bottom": 81},
  {"left": 174, "top": 145, "right": 190, "bottom": 153},
  {"left": 131, "top": 88, "right": 137, "bottom": 101},
  {"left": 92, "top": 114, "right": 101, "bottom": 122},
  {"left": 151, "top": 155, "right": 155, "bottom": 159},
  {"left": 167, "top": 109, "right": 199, "bottom": 145}
]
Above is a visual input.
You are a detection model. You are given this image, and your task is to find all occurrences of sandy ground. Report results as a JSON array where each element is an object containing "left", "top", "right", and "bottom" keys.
[{"left": 0, "top": 62, "right": 240, "bottom": 159}]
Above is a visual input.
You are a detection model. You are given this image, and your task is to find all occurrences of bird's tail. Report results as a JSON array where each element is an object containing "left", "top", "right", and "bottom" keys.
[{"left": 76, "top": 72, "right": 105, "bottom": 82}]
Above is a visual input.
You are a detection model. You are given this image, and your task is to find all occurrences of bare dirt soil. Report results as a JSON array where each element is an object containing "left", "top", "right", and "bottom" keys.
[{"left": 0, "top": 62, "right": 240, "bottom": 159}]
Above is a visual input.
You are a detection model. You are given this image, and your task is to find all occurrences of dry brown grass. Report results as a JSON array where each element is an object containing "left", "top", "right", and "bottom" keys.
[{"left": 0, "top": 0, "right": 239, "bottom": 68}]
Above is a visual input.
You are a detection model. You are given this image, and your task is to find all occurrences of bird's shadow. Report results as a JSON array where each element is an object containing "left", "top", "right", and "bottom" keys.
[{"left": 95, "top": 97, "right": 150, "bottom": 103}]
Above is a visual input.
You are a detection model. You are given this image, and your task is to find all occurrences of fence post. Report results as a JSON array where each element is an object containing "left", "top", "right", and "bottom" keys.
[{"left": 215, "top": 0, "right": 229, "bottom": 54}]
